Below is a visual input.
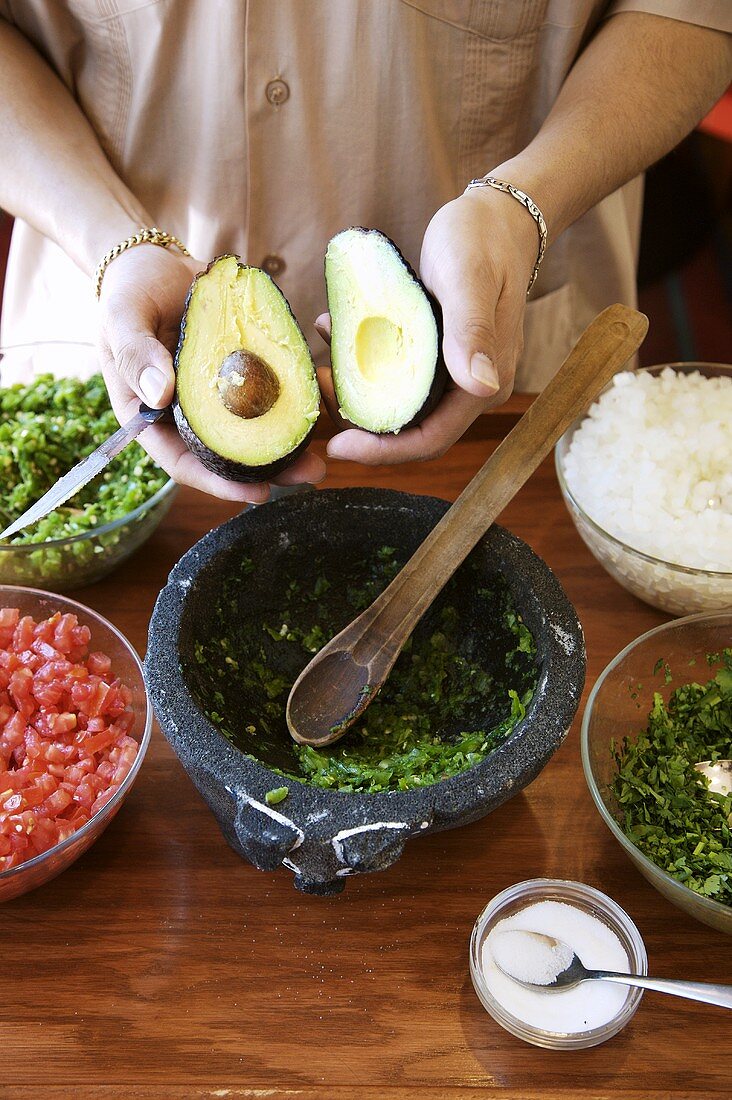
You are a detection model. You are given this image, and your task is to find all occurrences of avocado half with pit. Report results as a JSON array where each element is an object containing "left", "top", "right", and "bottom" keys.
[
  {"left": 174, "top": 255, "right": 320, "bottom": 482},
  {"left": 325, "top": 228, "right": 446, "bottom": 434}
]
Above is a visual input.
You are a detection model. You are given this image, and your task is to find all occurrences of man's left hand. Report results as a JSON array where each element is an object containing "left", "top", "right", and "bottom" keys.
[{"left": 320, "top": 187, "right": 538, "bottom": 464}]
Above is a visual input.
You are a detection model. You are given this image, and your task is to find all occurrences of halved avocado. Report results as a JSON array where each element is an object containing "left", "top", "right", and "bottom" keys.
[
  {"left": 325, "top": 228, "right": 446, "bottom": 434},
  {"left": 174, "top": 255, "right": 320, "bottom": 482}
]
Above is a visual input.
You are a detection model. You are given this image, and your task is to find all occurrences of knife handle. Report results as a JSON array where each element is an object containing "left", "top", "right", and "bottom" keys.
[{"left": 138, "top": 402, "right": 174, "bottom": 424}]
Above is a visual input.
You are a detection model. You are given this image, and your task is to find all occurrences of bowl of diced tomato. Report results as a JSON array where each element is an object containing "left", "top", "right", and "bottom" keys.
[{"left": 0, "top": 585, "right": 150, "bottom": 901}]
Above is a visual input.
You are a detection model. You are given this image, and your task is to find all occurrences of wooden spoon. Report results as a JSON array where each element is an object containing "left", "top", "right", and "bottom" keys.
[{"left": 287, "top": 304, "right": 648, "bottom": 748}]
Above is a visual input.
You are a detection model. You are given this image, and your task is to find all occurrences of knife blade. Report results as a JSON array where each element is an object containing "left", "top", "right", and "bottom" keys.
[{"left": 0, "top": 404, "right": 169, "bottom": 541}]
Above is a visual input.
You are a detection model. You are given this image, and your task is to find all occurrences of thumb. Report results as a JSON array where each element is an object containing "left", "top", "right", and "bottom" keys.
[
  {"left": 314, "top": 312, "right": 332, "bottom": 345},
  {"left": 437, "top": 284, "right": 501, "bottom": 399},
  {"left": 105, "top": 314, "right": 175, "bottom": 408}
]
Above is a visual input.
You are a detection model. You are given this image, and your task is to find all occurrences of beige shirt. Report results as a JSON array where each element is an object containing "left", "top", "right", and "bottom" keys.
[{"left": 1, "top": 0, "right": 729, "bottom": 390}]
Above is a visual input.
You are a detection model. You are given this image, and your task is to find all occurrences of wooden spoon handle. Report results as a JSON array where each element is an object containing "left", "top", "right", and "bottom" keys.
[{"left": 352, "top": 303, "right": 648, "bottom": 660}]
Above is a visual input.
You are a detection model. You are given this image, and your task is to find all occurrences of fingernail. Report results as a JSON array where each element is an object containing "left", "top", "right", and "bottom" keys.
[
  {"left": 470, "top": 354, "right": 499, "bottom": 393},
  {"left": 140, "top": 366, "right": 168, "bottom": 406},
  {"left": 326, "top": 440, "right": 345, "bottom": 460}
]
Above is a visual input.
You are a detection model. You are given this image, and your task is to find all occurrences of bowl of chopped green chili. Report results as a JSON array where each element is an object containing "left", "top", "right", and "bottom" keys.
[
  {"left": 582, "top": 611, "right": 732, "bottom": 934},
  {"left": 0, "top": 344, "right": 175, "bottom": 591}
]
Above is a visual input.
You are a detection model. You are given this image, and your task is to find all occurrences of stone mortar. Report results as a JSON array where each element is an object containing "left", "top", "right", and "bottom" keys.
[{"left": 144, "top": 488, "right": 585, "bottom": 895}]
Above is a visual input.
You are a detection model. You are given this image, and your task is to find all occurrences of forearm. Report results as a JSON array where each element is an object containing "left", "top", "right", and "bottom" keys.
[
  {"left": 493, "top": 13, "right": 732, "bottom": 243},
  {"left": 0, "top": 19, "right": 151, "bottom": 275}
]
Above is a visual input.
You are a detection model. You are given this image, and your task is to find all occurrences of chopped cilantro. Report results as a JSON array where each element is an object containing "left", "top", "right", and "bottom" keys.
[{"left": 611, "top": 649, "right": 732, "bottom": 907}]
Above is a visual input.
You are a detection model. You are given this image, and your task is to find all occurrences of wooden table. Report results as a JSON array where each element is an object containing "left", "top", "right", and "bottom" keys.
[{"left": 3, "top": 408, "right": 730, "bottom": 1100}]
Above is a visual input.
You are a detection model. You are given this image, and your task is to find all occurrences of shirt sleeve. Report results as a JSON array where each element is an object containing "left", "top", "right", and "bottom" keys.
[{"left": 606, "top": 0, "right": 732, "bottom": 34}]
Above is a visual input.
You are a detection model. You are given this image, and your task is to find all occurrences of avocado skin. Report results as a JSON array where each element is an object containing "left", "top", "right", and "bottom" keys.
[
  {"left": 327, "top": 228, "right": 447, "bottom": 433},
  {"left": 405, "top": 285, "right": 447, "bottom": 430},
  {"left": 173, "top": 254, "right": 318, "bottom": 483}
]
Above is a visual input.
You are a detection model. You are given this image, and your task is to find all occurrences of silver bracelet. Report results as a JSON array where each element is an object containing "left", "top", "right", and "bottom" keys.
[{"left": 464, "top": 175, "right": 547, "bottom": 295}]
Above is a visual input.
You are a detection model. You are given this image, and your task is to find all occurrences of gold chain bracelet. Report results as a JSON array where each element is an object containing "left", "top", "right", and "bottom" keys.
[{"left": 94, "top": 227, "right": 190, "bottom": 298}]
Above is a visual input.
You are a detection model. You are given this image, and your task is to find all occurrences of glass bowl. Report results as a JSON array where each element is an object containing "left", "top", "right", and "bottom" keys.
[
  {"left": 0, "top": 585, "right": 151, "bottom": 902},
  {"left": 469, "top": 878, "right": 647, "bottom": 1049},
  {"left": 555, "top": 363, "right": 732, "bottom": 616},
  {"left": 0, "top": 342, "right": 176, "bottom": 591},
  {"left": 582, "top": 611, "right": 732, "bottom": 935}
]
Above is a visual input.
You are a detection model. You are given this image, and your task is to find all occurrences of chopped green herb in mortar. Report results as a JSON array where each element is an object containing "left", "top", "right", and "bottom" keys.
[
  {"left": 190, "top": 544, "right": 538, "bottom": 794},
  {"left": 0, "top": 373, "right": 167, "bottom": 543},
  {"left": 611, "top": 649, "right": 732, "bottom": 907},
  {"left": 265, "top": 787, "right": 289, "bottom": 806}
]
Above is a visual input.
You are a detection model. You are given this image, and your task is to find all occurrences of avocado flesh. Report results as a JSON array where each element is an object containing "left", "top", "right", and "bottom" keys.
[
  {"left": 174, "top": 255, "right": 320, "bottom": 480},
  {"left": 326, "top": 228, "right": 443, "bottom": 434}
]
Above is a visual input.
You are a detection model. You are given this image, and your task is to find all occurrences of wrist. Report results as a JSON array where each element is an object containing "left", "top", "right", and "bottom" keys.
[
  {"left": 460, "top": 182, "right": 542, "bottom": 291},
  {"left": 487, "top": 157, "right": 564, "bottom": 245},
  {"left": 94, "top": 226, "right": 191, "bottom": 299},
  {"left": 67, "top": 198, "right": 154, "bottom": 278}
]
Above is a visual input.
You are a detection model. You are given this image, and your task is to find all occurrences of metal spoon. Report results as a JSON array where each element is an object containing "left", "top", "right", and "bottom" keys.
[
  {"left": 491, "top": 930, "right": 732, "bottom": 1009},
  {"left": 695, "top": 759, "right": 732, "bottom": 825}
]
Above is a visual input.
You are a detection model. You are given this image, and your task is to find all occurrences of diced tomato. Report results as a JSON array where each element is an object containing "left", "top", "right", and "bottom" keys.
[
  {"left": 12, "top": 616, "right": 35, "bottom": 652},
  {"left": 32, "top": 638, "right": 62, "bottom": 661},
  {"left": 9, "top": 668, "right": 35, "bottom": 718},
  {"left": 87, "top": 652, "right": 112, "bottom": 677},
  {"left": 0, "top": 607, "right": 19, "bottom": 630},
  {"left": 0, "top": 608, "right": 139, "bottom": 873},
  {"left": 50, "top": 712, "right": 77, "bottom": 736},
  {"left": 91, "top": 786, "right": 119, "bottom": 815},
  {"left": 21, "top": 787, "right": 46, "bottom": 809},
  {"left": 32, "top": 679, "right": 66, "bottom": 707},
  {"left": 3, "top": 712, "right": 25, "bottom": 747},
  {"left": 42, "top": 788, "right": 73, "bottom": 817},
  {"left": 0, "top": 608, "right": 19, "bottom": 651}
]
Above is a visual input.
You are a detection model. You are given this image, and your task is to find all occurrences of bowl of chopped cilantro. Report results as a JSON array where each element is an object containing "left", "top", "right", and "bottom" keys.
[
  {"left": 0, "top": 344, "right": 175, "bottom": 591},
  {"left": 582, "top": 611, "right": 732, "bottom": 934},
  {"left": 146, "top": 488, "right": 586, "bottom": 895}
]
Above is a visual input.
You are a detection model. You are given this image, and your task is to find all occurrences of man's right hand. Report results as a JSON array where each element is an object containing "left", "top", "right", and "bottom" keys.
[{"left": 97, "top": 245, "right": 325, "bottom": 502}]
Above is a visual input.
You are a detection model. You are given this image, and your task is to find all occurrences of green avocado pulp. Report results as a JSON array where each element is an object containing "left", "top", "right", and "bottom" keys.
[
  {"left": 188, "top": 544, "right": 538, "bottom": 794},
  {"left": 355, "top": 316, "right": 404, "bottom": 383}
]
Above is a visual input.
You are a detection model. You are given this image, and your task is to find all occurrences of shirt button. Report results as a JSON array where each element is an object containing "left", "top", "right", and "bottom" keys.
[
  {"left": 265, "top": 79, "right": 289, "bottom": 106},
  {"left": 261, "top": 254, "right": 286, "bottom": 277}
]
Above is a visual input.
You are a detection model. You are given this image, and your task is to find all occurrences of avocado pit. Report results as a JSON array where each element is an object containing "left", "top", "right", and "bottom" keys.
[{"left": 217, "top": 350, "right": 281, "bottom": 419}]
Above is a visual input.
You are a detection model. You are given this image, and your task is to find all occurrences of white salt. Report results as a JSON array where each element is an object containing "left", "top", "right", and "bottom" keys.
[
  {"left": 489, "top": 929, "right": 575, "bottom": 986},
  {"left": 481, "top": 900, "right": 630, "bottom": 1034}
]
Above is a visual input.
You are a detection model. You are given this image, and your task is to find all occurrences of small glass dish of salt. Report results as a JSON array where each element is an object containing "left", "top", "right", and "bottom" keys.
[{"left": 470, "top": 879, "right": 647, "bottom": 1049}]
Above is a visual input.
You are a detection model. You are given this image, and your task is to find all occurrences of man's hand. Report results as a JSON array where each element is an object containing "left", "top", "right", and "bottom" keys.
[
  {"left": 97, "top": 245, "right": 325, "bottom": 502},
  {"left": 321, "top": 187, "right": 538, "bottom": 464}
]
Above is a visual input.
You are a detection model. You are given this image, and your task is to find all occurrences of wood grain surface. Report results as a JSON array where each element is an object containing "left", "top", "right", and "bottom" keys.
[{"left": 2, "top": 408, "right": 730, "bottom": 1100}]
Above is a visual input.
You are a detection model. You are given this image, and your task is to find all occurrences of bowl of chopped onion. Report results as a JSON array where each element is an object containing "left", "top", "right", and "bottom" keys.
[
  {"left": 555, "top": 363, "right": 732, "bottom": 616},
  {"left": 0, "top": 585, "right": 151, "bottom": 902}
]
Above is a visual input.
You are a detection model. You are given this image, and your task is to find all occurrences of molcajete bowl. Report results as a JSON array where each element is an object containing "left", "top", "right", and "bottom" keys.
[{"left": 145, "top": 489, "right": 585, "bottom": 895}]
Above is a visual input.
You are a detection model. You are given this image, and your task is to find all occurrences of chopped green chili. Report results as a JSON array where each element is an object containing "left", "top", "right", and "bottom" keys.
[
  {"left": 0, "top": 373, "right": 167, "bottom": 544},
  {"left": 191, "top": 543, "right": 538, "bottom": 794},
  {"left": 264, "top": 787, "right": 290, "bottom": 806}
]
